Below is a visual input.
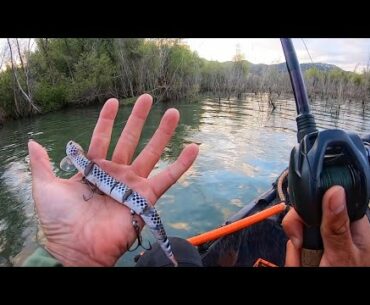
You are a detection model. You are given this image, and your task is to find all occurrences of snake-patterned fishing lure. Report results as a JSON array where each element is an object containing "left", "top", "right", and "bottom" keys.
[{"left": 62, "top": 140, "right": 178, "bottom": 267}]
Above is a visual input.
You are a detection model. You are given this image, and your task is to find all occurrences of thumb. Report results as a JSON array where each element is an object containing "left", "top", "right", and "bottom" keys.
[
  {"left": 28, "top": 139, "right": 55, "bottom": 184},
  {"left": 321, "top": 186, "right": 353, "bottom": 253}
]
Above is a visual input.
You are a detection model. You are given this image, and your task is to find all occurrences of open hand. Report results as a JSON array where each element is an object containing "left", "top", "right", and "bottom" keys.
[{"left": 28, "top": 94, "right": 199, "bottom": 266}]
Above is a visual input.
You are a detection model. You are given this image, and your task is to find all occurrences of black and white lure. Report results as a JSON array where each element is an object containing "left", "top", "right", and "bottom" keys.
[{"left": 60, "top": 140, "right": 178, "bottom": 267}]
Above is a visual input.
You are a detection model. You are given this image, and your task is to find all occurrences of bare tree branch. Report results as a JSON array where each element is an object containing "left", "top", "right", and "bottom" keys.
[{"left": 7, "top": 39, "right": 40, "bottom": 113}]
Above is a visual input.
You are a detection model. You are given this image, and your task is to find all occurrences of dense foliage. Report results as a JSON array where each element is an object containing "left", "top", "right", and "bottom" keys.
[{"left": 0, "top": 38, "right": 369, "bottom": 124}]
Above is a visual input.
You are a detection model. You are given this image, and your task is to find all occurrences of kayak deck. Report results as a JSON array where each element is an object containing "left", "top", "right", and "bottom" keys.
[
  {"left": 197, "top": 169, "right": 290, "bottom": 267},
  {"left": 198, "top": 193, "right": 288, "bottom": 267}
]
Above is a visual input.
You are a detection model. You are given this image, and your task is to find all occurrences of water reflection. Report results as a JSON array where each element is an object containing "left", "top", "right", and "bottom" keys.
[{"left": 0, "top": 97, "right": 369, "bottom": 266}]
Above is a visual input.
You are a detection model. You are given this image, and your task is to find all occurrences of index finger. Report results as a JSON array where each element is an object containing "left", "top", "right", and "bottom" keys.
[
  {"left": 87, "top": 98, "right": 119, "bottom": 160},
  {"left": 285, "top": 240, "right": 301, "bottom": 266},
  {"left": 350, "top": 215, "right": 370, "bottom": 247},
  {"left": 149, "top": 144, "right": 199, "bottom": 198},
  {"left": 282, "top": 207, "right": 304, "bottom": 249}
]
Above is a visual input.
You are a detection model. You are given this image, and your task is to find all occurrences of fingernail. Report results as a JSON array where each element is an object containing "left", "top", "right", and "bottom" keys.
[
  {"left": 329, "top": 187, "right": 346, "bottom": 215},
  {"left": 28, "top": 139, "right": 34, "bottom": 148}
]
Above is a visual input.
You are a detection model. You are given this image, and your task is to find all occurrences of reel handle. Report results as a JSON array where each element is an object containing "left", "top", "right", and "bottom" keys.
[
  {"left": 301, "top": 225, "right": 323, "bottom": 267},
  {"left": 301, "top": 248, "right": 323, "bottom": 267}
]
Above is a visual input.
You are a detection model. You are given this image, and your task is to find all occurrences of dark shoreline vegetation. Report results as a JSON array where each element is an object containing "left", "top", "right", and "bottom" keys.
[{"left": 1, "top": 38, "right": 369, "bottom": 125}]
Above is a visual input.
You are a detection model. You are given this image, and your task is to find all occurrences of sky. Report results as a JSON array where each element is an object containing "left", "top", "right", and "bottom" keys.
[{"left": 185, "top": 38, "right": 370, "bottom": 72}]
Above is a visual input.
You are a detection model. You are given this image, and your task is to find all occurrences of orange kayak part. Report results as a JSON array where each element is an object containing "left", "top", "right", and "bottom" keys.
[{"left": 187, "top": 203, "right": 287, "bottom": 246}]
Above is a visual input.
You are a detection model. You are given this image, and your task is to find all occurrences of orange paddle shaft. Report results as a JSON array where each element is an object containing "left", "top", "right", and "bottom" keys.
[{"left": 187, "top": 203, "right": 287, "bottom": 246}]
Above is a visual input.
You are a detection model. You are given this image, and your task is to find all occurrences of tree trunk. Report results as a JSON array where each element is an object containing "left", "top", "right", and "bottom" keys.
[{"left": 7, "top": 39, "right": 40, "bottom": 114}]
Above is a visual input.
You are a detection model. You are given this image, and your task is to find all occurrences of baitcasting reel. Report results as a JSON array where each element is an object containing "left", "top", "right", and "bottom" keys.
[{"left": 289, "top": 129, "right": 370, "bottom": 253}]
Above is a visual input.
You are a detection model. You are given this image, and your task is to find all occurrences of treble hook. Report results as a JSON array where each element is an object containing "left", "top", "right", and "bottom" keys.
[
  {"left": 127, "top": 211, "right": 152, "bottom": 252},
  {"left": 81, "top": 177, "right": 104, "bottom": 201}
]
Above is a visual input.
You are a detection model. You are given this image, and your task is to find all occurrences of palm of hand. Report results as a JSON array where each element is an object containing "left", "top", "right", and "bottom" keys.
[
  {"left": 28, "top": 95, "right": 198, "bottom": 266},
  {"left": 33, "top": 165, "right": 151, "bottom": 266}
]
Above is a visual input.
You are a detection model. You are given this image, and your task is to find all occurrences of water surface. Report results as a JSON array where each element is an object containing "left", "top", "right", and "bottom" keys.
[{"left": 0, "top": 96, "right": 369, "bottom": 266}]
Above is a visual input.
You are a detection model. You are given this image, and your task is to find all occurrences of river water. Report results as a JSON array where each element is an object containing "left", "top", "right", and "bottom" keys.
[{"left": 0, "top": 96, "right": 369, "bottom": 266}]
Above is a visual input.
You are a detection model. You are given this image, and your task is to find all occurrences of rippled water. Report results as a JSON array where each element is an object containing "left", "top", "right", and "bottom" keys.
[{"left": 0, "top": 96, "right": 369, "bottom": 266}]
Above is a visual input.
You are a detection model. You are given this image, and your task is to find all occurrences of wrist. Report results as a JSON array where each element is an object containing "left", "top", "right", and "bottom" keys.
[
  {"left": 22, "top": 246, "right": 63, "bottom": 267},
  {"left": 45, "top": 243, "right": 117, "bottom": 267}
]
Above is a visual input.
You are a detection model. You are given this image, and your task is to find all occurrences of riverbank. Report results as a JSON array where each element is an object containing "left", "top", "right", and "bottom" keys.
[
  {"left": 0, "top": 96, "right": 137, "bottom": 126},
  {"left": 0, "top": 90, "right": 366, "bottom": 128},
  {"left": 0, "top": 93, "right": 207, "bottom": 126}
]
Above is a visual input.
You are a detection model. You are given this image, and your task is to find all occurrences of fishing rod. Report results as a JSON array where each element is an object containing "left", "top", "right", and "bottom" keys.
[
  {"left": 281, "top": 38, "right": 370, "bottom": 266},
  {"left": 280, "top": 39, "right": 317, "bottom": 143}
]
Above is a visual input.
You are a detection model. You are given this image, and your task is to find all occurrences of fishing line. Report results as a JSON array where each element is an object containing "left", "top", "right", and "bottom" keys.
[
  {"left": 301, "top": 39, "right": 314, "bottom": 64},
  {"left": 320, "top": 164, "right": 357, "bottom": 194},
  {"left": 71, "top": 125, "right": 94, "bottom": 143}
]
